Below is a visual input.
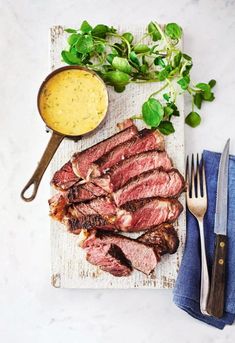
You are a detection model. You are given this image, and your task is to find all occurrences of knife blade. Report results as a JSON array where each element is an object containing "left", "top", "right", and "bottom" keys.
[
  {"left": 207, "top": 139, "right": 230, "bottom": 318},
  {"left": 214, "top": 138, "right": 230, "bottom": 235}
]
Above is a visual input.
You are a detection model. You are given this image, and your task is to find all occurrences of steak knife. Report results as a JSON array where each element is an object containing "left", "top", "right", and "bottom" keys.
[{"left": 207, "top": 139, "right": 230, "bottom": 318}]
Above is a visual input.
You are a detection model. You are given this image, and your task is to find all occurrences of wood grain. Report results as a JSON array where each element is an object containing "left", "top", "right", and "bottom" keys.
[
  {"left": 207, "top": 234, "right": 227, "bottom": 318},
  {"left": 50, "top": 25, "right": 186, "bottom": 289}
]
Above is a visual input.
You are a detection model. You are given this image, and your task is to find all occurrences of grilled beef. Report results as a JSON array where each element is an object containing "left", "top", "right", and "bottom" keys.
[
  {"left": 67, "top": 182, "right": 107, "bottom": 203},
  {"left": 137, "top": 224, "right": 179, "bottom": 255},
  {"left": 116, "top": 118, "right": 134, "bottom": 131},
  {"left": 86, "top": 243, "right": 132, "bottom": 277},
  {"left": 72, "top": 124, "right": 138, "bottom": 178},
  {"left": 113, "top": 168, "right": 185, "bottom": 206},
  {"left": 66, "top": 197, "right": 118, "bottom": 232},
  {"left": 66, "top": 151, "right": 172, "bottom": 197},
  {"left": 50, "top": 161, "right": 79, "bottom": 191},
  {"left": 90, "top": 129, "right": 165, "bottom": 177},
  {"left": 67, "top": 215, "right": 115, "bottom": 233},
  {"left": 119, "top": 198, "right": 183, "bottom": 231},
  {"left": 51, "top": 122, "right": 137, "bottom": 191},
  {"left": 49, "top": 123, "right": 185, "bottom": 278},
  {"left": 49, "top": 193, "right": 68, "bottom": 222},
  {"left": 82, "top": 230, "right": 158, "bottom": 275},
  {"left": 93, "top": 151, "right": 172, "bottom": 192},
  {"left": 65, "top": 196, "right": 182, "bottom": 233}
]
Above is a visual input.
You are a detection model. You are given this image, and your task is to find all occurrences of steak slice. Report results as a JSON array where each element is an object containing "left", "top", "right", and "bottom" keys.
[
  {"left": 117, "top": 118, "right": 134, "bottom": 131},
  {"left": 72, "top": 124, "right": 138, "bottom": 179},
  {"left": 93, "top": 151, "right": 172, "bottom": 192},
  {"left": 66, "top": 197, "right": 182, "bottom": 233},
  {"left": 50, "top": 161, "right": 79, "bottom": 191},
  {"left": 67, "top": 215, "right": 116, "bottom": 233},
  {"left": 86, "top": 243, "right": 132, "bottom": 277},
  {"left": 90, "top": 129, "right": 165, "bottom": 177},
  {"left": 50, "top": 120, "right": 137, "bottom": 190},
  {"left": 118, "top": 198, "right": 183, "bottom": 231},
  {"left": 67, "top": 182, "right": 107, "bottom": 203},
  {"left": 82, "top": 230, "right": 158, "bottom": 275},
  {"left": 137, "top": 224, "right": 179, "bottom": 255},
  {"left": 113, "top": 168, "right": 185, "bottom": 206},
  {"left": 66, "top": 197, "right": 118, "bottom": 232},
  {"left": 87, "top": 196, "right": 117, "bottom": 216},
  {"left": 49, "top": 193, "right": 68, "bottom": 222}
]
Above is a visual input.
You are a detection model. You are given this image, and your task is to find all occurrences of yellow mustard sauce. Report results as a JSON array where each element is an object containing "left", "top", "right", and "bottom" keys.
[{"left": 38, "top": 69, "right": 108, "bottom": 136}]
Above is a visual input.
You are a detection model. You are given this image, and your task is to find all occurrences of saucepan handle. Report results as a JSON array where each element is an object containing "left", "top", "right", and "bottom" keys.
[{"left": 21, "top": 132, "right": 64, "bottom": 202}]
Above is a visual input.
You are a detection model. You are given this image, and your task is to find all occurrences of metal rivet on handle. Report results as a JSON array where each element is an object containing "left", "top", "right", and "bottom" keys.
[{"left": 218, "top": 259, "right": 224, "bottom": 265}]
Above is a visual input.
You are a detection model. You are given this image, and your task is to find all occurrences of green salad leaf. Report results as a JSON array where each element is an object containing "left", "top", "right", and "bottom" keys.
[
  {"left": 165, "top": 23, "right": 183, "bottom": 39},
  {"left": 185, "top": 111, "right": 201, "bottom": 127},
  {"left": 158, "top": 121, "right": 175, "bottom": 135},
  {"left": 142, "top": 98, "right": 164, "bottom": 127},
  {"left": 61, "top": 21, "right": 216, "bottom": 135},
  {"left": 112, "top": 57, "right": 132, "bottom": 74}
]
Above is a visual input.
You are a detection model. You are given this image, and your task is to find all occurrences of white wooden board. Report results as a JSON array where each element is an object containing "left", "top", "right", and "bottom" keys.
[{"left": 50, "top": 25, "right": 186, "bottom": 288}]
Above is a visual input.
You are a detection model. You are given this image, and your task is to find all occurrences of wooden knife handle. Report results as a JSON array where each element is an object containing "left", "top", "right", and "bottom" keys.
[{"left": 207, "top": 234, "right": 227, "bottom": 318}]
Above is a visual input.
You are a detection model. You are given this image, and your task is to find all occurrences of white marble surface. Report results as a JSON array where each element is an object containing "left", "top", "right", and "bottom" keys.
[{"left": 0, "top": 0, "right": 235, "bottom": 342}]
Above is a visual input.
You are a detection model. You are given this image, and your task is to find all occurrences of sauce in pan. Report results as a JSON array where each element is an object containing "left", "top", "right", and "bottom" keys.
[{"left": 38, "top": 69, "right": 108, "bottom": 136}]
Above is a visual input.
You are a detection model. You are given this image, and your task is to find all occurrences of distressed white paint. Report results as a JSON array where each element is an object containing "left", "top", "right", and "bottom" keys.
[{"left": 50, "top": 25, "right": 186, "bottom": 288}]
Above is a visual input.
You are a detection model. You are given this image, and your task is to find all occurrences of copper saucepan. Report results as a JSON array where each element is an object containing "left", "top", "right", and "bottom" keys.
[{"left": 21, "top": 66, "right": 108, "bottom": 202}]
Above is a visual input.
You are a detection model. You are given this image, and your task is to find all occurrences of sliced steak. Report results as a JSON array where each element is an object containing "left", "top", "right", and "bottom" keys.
[
  {"left": 88, "top": 197, "right": 117, "bottom": 216},
  {"left": 50, "top": 161, "right": 79, "bottom": 191},
  {"left": 117, "top": 118, "right": 134, "bottom": 131},
  {"left": 49, "top": 193, "right": 68, "bottom": 222},
  {"left": 118, "top": 198, "right": 183, "bottom": 231},
  {"left": 82, "top": 230, "right": 158, "bottom": 275},
  {"left": 66, "top": 196, "right": 182, "bottom": 233},
  {"left": 72, "top": 124, "right": 138, "bottom": 178},
  {"left": 137, "top": 224, "right": 179, "bottom": 255},
  {"left": 67, "top": 182, "right": 107, "bottom": 203},
  {"left": 68, "top": 202, "right": 96, "bottom": 217},
  {"left": 93, "top": 151, "right": 172, "bottom": 192},
  {"left": 113, "top": 168, "right": 185, "bottom": 206},
  {"left": 90, "top": 129, "right": 165, "bottom": 177},
  {"left": 86, "top": 243, "right": 132, "bottom": 277},
  {"left": 66, "top": 197, "right": 118, "bottom": 232},
  {"left": 68, "top": 197, "right": 116, "bottom": 217},
  {"left": 67, "top": 215, "right": 116, "bottom": 233}
]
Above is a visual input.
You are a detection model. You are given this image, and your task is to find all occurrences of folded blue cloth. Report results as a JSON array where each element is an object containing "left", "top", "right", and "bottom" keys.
[{"left": 173, "top": 150, "right": 235, "bottom": 329}]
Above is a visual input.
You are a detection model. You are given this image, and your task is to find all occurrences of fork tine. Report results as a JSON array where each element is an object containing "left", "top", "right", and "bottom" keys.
[
  {"left": 185, "top": 155, "right": 190, "bottom": 198},
  {"left": 191, "top": 154, "right": 195, "bottom": 198},
  {"left": 196, "top": 153, "right": 201, "bottom": 197},
  {"left": 201, "top": 156, "right": 207, "bottom": 197},
  {"left": 185, "top": 155, "right": 189, "bottom": 182}
]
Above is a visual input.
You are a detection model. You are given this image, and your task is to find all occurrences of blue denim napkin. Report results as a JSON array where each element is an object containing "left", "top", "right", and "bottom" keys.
[{"left": 173, "top": 150, "right": 235, "bottom": 329}]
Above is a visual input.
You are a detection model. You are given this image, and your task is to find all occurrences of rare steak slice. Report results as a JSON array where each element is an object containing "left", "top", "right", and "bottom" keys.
[
  {"left": 93, "top": 151, "right": 173, "bottom": 192},
  {"left": 50, "top": 161, "right": 79, "bottom": 191},
  {"left": 90, "top": 129, "right": 165, "bottom": 177},
  {"left": 86, "top": 243, "right": 132, "bottom": 277},
  {"left": 82, "top": 230, "right": 158, "bottom": 275},
  {"left": 67, "top": 182, "right": 107, "bottom": 203},
  {"left": 66, "top": 197, "right": 183, "bottom": 233},
  {"left": 137, "top": 224, "right": 179, "bottom": 255},
  {"left": 113, "top": 168, "right": 185, "bottom": 206},
  {"left": 118, "top": 198, "right": 183, "bottom": 231},
  {"left": 72, "top": 124, "right": 138, "bottom": 178},
  {"left": 51, "top": 121, "right": 137, "bottom": 190}
]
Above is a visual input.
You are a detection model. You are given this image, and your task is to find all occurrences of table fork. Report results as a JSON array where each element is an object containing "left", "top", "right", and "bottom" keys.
[{"left": 186, "top": 154, "right": 210, "bottom": 316}]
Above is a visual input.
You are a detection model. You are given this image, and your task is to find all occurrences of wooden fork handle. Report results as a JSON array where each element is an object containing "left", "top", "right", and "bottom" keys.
[{"left": 207, "top": 234, "right": 227, "bottom": 318}]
